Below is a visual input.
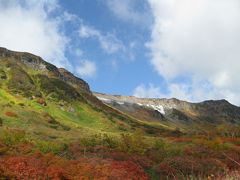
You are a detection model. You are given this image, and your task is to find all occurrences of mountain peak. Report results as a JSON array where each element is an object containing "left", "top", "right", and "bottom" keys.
[
  {"left": 201, "top": 99, "right": 233, "bottom": 106},
  {"left": 58, "top": 68, "right": 90, "bottom": 94},
  {"left": 0, "top": 47, "right": 91, "bottom": 95}
]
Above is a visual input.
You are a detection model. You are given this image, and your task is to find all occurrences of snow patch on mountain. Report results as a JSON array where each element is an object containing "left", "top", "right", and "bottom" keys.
[
  {"left": 116, "top": 101, "right": 124, "bottom": 105},
  {"left": 97, "top": 97, "right": 111, "bottom": 103},
  {"left": 146, "top": 104, "right": 165, "bottom": 114}
]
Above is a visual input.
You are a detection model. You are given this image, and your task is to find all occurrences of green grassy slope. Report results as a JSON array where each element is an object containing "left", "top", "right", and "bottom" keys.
[{"left": 0, "top": 54, "right": 176, "bottom": 145}]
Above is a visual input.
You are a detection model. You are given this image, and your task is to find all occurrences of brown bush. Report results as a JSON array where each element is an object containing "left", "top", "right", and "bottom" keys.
[
  {"left": 221, "top": 148, "right": 240, "bottom": 170},
  {"left": 156, "top": 156, "right": 201, "bottom": 176},
  {"left": 36, "top": 98, "right": 47, "bottom": 106},
  {"left": 184, "top": 145, "right": 217, "bottom": 158},
  {"left": 4, "top": 112, "right": 17, "bottom": 117},
  {"left": 156, "top": 156, "right": 227, "bottom": 177}
]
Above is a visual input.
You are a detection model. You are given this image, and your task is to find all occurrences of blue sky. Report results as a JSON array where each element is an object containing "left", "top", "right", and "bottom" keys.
[
  {"left": 0, "top": 0, "right": 240, "bottom": 105},
  {"left": 59, "top": 0, "right": 158, "bottom": 95}
]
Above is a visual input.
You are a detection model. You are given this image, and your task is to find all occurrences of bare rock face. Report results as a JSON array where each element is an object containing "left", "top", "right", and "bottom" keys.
[
  {"left": 58, "top": 68, "right": 90, "bottom": 94},
  {"left": 0, "top": 47, "right": 11, "bottom": 57}
]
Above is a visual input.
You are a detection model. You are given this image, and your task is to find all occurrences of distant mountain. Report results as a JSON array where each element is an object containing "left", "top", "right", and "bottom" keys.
[{"left": 94, "top": 92, "right": 240, "bottom": 128}]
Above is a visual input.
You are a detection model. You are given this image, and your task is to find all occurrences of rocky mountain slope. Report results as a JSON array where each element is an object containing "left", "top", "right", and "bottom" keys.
[
  {"left": 1, "top": 46, "right": 239, "bottom": 134},
  {"left": 0, "top": 47, "right": 173, "bottom": 137},
  {"left": 94, "top": 92, "right": 240, "bottom": 128}
]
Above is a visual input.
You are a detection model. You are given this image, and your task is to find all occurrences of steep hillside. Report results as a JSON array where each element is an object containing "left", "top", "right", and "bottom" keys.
[{"left": 0, "top": 47, "right": 175, "bottom": 140}]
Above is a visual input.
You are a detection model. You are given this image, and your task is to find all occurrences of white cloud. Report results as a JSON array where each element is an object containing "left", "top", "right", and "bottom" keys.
[
  {"left": 133, "top": 81, "right": 209, "bottom": 102},
  {"left": 79, "top": 24, "right": 124, "bottom": 54},
  {"left": 133, "top": 84, "right": 164, "bottom": 98},
  {"left": 62, "top": 11, "right": 78, "bottom": 22},
  {"left": 74, "top": 49, "right": 84, "bottom": 57},
  {"left": 105, "top": 0, "right": 151, "bottom": 26},
  {"left": 79, "top": 24, "right": 99, "bottom": 38},
  {"left": 0, "top": 0, "right": 71, "bottom": 69},
  {"left": 133, "top": 80, "right": 238, "bottom": 104},
  {"left": 147, "top": 0, "right": 240, "bottom": 105},
  {"left": 76, "top": 60, "right": 97, "bottom": 78}
]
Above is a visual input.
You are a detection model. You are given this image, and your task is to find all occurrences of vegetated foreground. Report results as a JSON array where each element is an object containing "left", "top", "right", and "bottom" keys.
[
  {"left": 0, "top": 47, "right": 240, "bottom": 179},
  {"left": 1, "top": 128, "right": 240, "bottom": 179}
]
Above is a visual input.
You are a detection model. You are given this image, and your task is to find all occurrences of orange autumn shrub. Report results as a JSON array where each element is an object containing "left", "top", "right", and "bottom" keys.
[
  {"left": 4, "top": 111, "right": 17, "bottom": 117},
  {"left": 168, "top": 137, "right": 192, "bottom": 143},
  {"left": 36, "top": 98, "right": 47, "bottom": 106}
]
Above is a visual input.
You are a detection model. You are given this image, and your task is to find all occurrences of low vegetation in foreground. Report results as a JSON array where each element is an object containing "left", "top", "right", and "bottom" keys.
[{"left": 0, "top": 126, "right": 240, "bottom": 179}]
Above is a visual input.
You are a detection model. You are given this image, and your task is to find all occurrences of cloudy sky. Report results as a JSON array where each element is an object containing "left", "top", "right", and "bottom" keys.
[{"left": 0, "top": 0, "right": 240, "bottom": 105}]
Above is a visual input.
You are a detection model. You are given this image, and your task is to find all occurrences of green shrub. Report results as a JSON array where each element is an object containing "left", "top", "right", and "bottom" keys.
[
  {"left": 164, "top": 143, "right": 184, "bottom": 157},
  {"left": 101, "top": 134, "right": 118, "bottom": 148},
  {"left": 0, "top": 69, "right": 7, "bottom": 80},
  {"left": 147, "top": 139, "right": 183, "bottom": 163},
  {"left": 79, "top": 134, "right": 118, "bottom": 149},
  {"left": 119, "top": 131, "right": 148, "bottom": 155},
  {"left": 1, "top": 129, "right": 26, "bottom": 146},
  {"left": 0, "top": 118, "right": 3, "bottom": 126},
  {"left": 154, "top": 139, "right": 167, "bottom": 150},
  {"left": 7, "top": 63, "right": 38, "bottom": 97},
  {"left": 18, "top": 103, "right": 25, "bottom": 107},
  {"left": 34, "top": 140, "right": 68, "bottom": 154},
  {"left": 79, "top": 135, "right": 100, "bottom": 147},
  {"left": 35, "top": 74, "right": 81, "bottom": 101}
]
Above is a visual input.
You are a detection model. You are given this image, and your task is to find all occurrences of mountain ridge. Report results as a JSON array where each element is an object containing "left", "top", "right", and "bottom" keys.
[
  {"left": 94, "top": 92, "right": 240, "bottom": 126},
  {"left": 94, "top": 91, "right": 236, "bottom": 107}
]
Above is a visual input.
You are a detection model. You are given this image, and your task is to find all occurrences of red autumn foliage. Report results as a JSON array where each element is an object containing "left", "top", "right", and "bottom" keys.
[
  {"left": 156, "top": 156, "right": 227, "bottom": 177},
  {"left": 221, "top": 148, "right": 240, "bottom": 170},
  {"left": 184, "top": 145, "right": 218, "bottom": 158},
  {"left": 69, "top": 144, "right": 153, "bottom": 170},
  {"left": 110, "top": 160, "right": 149, "bottom": 180},
  {"left": 5, "top": 143, "right": 34, "bottom": 156},
  {"left": 102, "top": 150, "right": 132, "bottom": 161},
  {"left": 223, "top": 138, "right": 240, "bottom": 146},
  {"left": 0, "top": 156, "right": 47, "bottom": 179},
  {"left": 156, "top": 156, "right": 201, "bottom": 176},
  {"left": 168, "top": 137, "right": 192, "bottom": 143},
  {"left": 184, "top": 145, "right": 240, "bottom": 171},
  {"left": 4, "top": 111, "right": 18, "bottom": 117},
  {"left": 0, "top": 153, "right": 149, "bottom": 179}
]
